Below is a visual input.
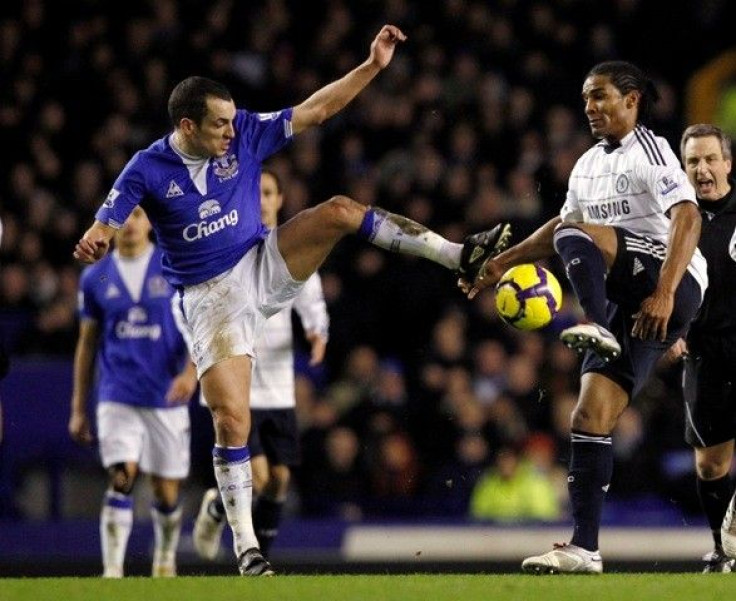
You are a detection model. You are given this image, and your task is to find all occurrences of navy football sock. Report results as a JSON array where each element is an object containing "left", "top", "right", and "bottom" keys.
[
  {"left": 697, "top": 475, "right": 733, "bottom": 550},
  {"left": 253, "top": 496, "right": 284, "bottom": 558},
  {"left": 568, "top": 430, "right": 613, "bottom": 552},
  {"left": 553, "top": 227, "right": 609, "bottom": 327}
]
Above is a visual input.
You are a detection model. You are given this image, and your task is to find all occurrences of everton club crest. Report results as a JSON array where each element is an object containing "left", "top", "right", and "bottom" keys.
[{"left": 213, "top": 154, "right": 239, "bottom": 181}]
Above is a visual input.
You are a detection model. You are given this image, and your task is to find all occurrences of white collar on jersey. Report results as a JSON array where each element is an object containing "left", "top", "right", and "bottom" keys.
[{"left": 169, "top": 134, "right": 209, "bottom": 196}]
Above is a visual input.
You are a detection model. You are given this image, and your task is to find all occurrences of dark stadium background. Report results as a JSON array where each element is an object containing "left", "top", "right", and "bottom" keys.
[{"left": 1, "top": 0, "right": 736, "bottom": 575}]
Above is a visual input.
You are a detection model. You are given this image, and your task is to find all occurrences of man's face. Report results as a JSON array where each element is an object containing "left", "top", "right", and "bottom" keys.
[
  {"left": 116, "top": 206, "right": 152, "bottom": 248},
  {"left": 581, "top": 74, "right": 638, "bottom": 141},
  {"left": 260, "top": 172, "right": 283, "bottom": 227},
  {"left": 683, "top": 135, "right": 732, "bottom": 201},
  {"left": 189, "top": 96, "right": 237, "bottom": 157}
]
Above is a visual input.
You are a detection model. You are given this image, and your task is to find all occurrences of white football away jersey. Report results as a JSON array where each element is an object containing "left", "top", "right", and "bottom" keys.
[{"left": 561, "top": 124, "right": 707, "bottom": 294}]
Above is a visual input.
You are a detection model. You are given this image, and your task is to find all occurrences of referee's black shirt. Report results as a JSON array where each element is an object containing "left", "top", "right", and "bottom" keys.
[{"left": 688, "top": 179, "right": 736, "bottom": 344}]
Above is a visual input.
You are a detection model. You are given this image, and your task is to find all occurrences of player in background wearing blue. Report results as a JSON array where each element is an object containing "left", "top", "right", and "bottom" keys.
[
  {"left": 69, "top": 207, "right": 197, "bottom": 578},
  {"left": 461, "top": 61, "right": 707, "bottom": 574},
  {"left": 189, "top": 169, "right": 329, "bottom": 561},
  {"left": 74, "top": 25, "right": 511, "bottom": 576},
  {"left": 666, "top": 124, "right": 736, "bottom": 572}
]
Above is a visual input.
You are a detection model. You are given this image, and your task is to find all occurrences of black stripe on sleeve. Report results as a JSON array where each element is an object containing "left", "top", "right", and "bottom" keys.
[
  {"left": 639, "top": 125, "right": 666, "bottom": 165},
  {"left": 633, "top": 128, "right": 656, "bottom": 165}
]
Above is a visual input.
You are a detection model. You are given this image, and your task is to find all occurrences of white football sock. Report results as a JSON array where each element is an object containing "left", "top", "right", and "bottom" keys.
[
  {"left": 151, "top": 504, "right": 182, "bottom": 572},
  {"left": 100, "top": 490, "right": 133, "bottom": 577},
  {"left": 213, "top": 454, "right": 259, "bottom": 557},
  {"left": 367, "top": 208, "right": 462, "bottom": 269}
]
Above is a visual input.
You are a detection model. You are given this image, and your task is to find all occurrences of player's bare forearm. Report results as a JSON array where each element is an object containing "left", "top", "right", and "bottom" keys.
[
  {"left": 71, "top": 325, "right": 98, "bottom": 414},
  {"left": 291, "top": 62, "right": 380, "bottom": 133},
  {"left": 69, "top": 325, "right": 98, "bottom": 444},
  {"left": 658, "top": 202, "right": 701, "bottom": 295},
  {"left": 74, "top": 220, "right": 115, "bottom": 264},
  {"left": 166, "top": 361, "right": 198, "bottom": 404},
  {"left": 291, "top": 25, "right": 406, "bottom": 134},
  {"left": 463, "top": 217, "right": 559, "bottom": 299},
  {"left": 495, "top": 216, "right": 560, "bottom": 272},
  {"left": 632, "top": 202, "right": 701, "bottom": 341}
]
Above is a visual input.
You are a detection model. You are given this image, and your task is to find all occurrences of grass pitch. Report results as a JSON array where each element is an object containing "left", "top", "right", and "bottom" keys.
[{"left": 0, "top": 574, "right": 733, "bottom": 601}]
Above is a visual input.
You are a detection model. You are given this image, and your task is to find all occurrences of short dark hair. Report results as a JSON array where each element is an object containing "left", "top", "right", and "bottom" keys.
[
  {"left": 261, "top": 168, "right": 283, "bottom": 194},
  {"left": 586, "top": 61, "right": 660, "bottom": 123},
  {"left": 167, "top": 76, "right": 232, "bottom": 127},
  {"left": 680, "top": 123, "right": 733, "bottom": 161}
]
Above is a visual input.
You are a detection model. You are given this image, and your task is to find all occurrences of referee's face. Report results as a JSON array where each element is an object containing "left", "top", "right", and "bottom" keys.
[
  {"left": 683, "top": 136, "right": 732, "bottom": 202},
  {"left": 582, "top": 75, "right": 638, "bottom": 143}
]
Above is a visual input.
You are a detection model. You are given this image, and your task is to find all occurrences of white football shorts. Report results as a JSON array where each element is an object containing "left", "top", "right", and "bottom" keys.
[
  {"left": 96, "top": 401, "right": 190, "bottom": 479},
  {"left": 181, "top": 229, "right": 304, "bottom": 377}
]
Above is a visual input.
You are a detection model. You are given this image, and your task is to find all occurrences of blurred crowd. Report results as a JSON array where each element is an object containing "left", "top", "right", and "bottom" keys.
[{"left": 2, "top": 0, "right": 734, "bottom": 522}]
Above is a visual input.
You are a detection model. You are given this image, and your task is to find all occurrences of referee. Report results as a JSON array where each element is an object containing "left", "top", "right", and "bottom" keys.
[{"left": 674, "top": 124, "right": 735, "bottom": 572}]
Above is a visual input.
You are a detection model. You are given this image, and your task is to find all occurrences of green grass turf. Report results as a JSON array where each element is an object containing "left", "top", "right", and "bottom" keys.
[{"left": 1, "top": 574, "right": 734, "bottom": 601}]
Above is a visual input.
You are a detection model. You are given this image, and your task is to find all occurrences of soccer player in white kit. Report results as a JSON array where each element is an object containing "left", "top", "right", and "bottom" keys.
[
  {"left": 191, "top": 169, "right": 329, "bottom": 560},
  {"left": 69, "top": 207, "right": 197, "bottom": 578},
  {"left": 461, "top": 61, "right": 708, "bottom": 573},
  {"left": 74, "top": 25, "right": 511, "bottom": 575}
]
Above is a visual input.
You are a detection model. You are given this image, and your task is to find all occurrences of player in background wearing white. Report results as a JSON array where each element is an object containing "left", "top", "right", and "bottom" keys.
[
  {"left": 666, "top": 125, "right": 736, "bottom": 571},
  {"left": 190, "top": 169, "right": 329, "bottom": 560},
  {"left": 74, "top": 25, "right": 511, "bottom": 576},
  {"left": 69, "top": 207, "right": 197, "bottom": 578},
  {"left": 461, "top": 61, "right": 707, "bottom": 574}
]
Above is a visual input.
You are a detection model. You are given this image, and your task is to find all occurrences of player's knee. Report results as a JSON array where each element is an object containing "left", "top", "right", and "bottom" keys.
[
  {"left": 109, "top": 463, "right": 136, "bottom": 495},
  {"left": 318, "top": 195, "right": 361, "bottom": 232},
  {"left": 270, "top": 466, "right": 291, "bottom": 491},
  {"left": 211, "top": 407, "right": 248, "bottom": 442},
  {"left": 696, "top": 457, "right": 730, "bottom": 480},
  {"left": 571, "top": 406, "right": 615, "bottom": 434}
]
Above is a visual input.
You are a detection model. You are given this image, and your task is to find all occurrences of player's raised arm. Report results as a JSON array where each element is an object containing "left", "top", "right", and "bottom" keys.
[
  {"left": 290, "top": 24, "right": 406, "bottom": 135},
  {"left": 74, "top": 220, "right": 116, "bottom": 264}
]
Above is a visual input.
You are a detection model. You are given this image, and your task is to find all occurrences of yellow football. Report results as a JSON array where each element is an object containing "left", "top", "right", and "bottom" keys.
[{"left": 495, "top": 264, "right": 562, "bottom": 330}]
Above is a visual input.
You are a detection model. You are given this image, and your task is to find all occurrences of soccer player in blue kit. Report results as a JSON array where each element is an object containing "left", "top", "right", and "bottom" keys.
[
  {"left": 74, "top": 25, "right": 511, "bottom": 575},
  {"left": 69, "top": 207, "right": 197, "bottom": 578}
]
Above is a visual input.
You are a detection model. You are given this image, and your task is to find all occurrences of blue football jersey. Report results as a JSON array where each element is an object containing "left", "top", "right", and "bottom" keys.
[
  {"left": 79, "top": 247, "right": 189, "bottom": 409},
  {"left": 95, "top": 108, "right": 294, "bottom": 287}
]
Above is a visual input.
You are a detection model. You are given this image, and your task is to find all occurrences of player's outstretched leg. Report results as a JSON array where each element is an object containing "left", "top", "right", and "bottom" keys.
[
  {"left": 457, "top": 223, "right": 512, "bottom": 283},
  {"left": 521, "top": 543, "right": 603, "bottom": 574},
  {"left": 193, "top": 488, "right": 226, "bottom": 560},
  {"left": 359, "top": 207, "right": 511, "bottom": 277},
  {"left": 277, "top": 195, "right": 512, "bottom": 284}
]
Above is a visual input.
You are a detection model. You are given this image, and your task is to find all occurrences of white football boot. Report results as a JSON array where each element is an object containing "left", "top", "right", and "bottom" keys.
[
  {"left": 522, "top": 543, "right": 603, "bottom": 574},
  {"left": 193, "top": 488, "right": 226, "bottom": 560},
  {"left": 560, "top": 323, "right": 621, "bottom": 362}
]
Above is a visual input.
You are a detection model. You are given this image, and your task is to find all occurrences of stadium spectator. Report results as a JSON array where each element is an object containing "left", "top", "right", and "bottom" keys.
[
  {"left": 68, "top": 207, "right": 196, "bottom": 578},
  {"left": 73, "top": 25, "right": 511, "bottom": 576},
  {"left": 3, "top": 0, "right": 736, "bottom": 536},
  {"left": 469, "top": 444, "right": 562, "bottom": 522},
  {"left": 462, "top": 61, "right": 706, "bottom": 574},
  {"left": 669, "top": 124, "right": 736, "bottom": 572},
  {"left": 190, "top": 168, "right": 330, "bottom": 561}
]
